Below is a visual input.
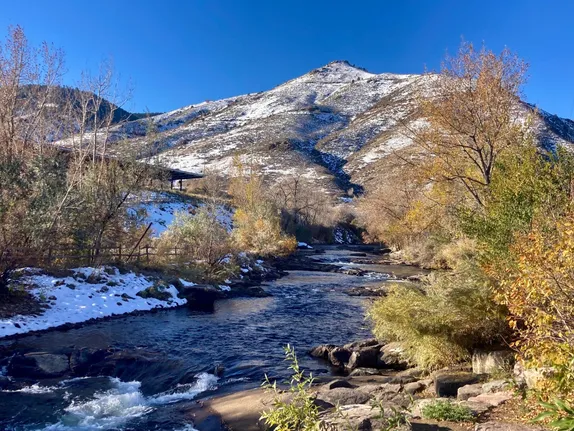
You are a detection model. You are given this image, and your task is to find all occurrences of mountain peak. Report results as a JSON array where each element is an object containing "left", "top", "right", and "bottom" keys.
[
  {"left": 326, "top": 60, "right": 368, "bottom": 71},
  {"left": 306, "top": 60, "right": 374, "bottom": 82}
]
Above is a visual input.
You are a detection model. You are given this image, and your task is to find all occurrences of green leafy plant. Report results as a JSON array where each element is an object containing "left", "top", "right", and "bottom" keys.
[
  {"left": 260, "top": 344, "right": 323, "bottom": 431},
  {"left": 535, "top": 399, "right": 574, "bottom": 431},
  {"left": 422, "top": 400, "right": 475, "bottom": 422},
  {"left": 372, "top": 398, "right": 411, "bottom": 431}
]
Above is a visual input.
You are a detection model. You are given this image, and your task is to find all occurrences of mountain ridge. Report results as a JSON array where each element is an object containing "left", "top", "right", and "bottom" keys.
[{"left": 100, "top": 61, "right": 574, "bottom": 197}]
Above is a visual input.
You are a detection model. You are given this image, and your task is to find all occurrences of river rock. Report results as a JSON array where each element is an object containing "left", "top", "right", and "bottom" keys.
[
  {"left": 316, "top": 387, "right": 372, "bottom": 405},
  {"left": 328, "top": 347, "right": 352, "bottom": 368},
  {"left": 368, "top": 383, "right": 403, "bottom": 401},
  {"left": 349, "top": 367, "right": 384, "bottom": 377},
  {"left": 513, "top": 362, "right": 554, "bottom": 389},
  {"left": 378, "top": 342, "right": 409, "bottom": 370},
  {"left": 390, "top": 367, "right": 426, "bottom": 384},
  {"left": 347, "top": 345, "right": 382, "bottom": 370},
  {"left": 404, "top": 381, "right": 425, "bottom": 395},
  {"left": 70, "top": 347, "right": 112, "bottom": 375},
  {"left": 72, "top": 349, "right": 167, "bottom": 377},
  {"left": 343, "top": 339, "right": 379, "bottom": 351},
  {"left": 434, "top": 372, "right": 480, "bottom": 397},
  {"left": 340, "top": 268, "right": 366, "bottom": 276},
  {"left": 482, "top": 379, "right": 510, "bottom": 393},
  {"left": 472, "top": 349, "right": 514, "bottom": 375},
  {"left": 347, "top": 287, "right": 387, "bottom": 297},
  {"left": 179, "top": 284, "right": 225, "bottom": 311},
  {"left": 309, "top": 344, "right": 335, "bottom": 360},
  {"left": 467, "top": 391, "right": 513, "bottom": 407},
  {"left": 8, "top": 352, "right": 70, "bottom": 378},
  {"left": 324, "top": 379, "right": 356, "bottom": 390},
  {"left": 457, "top": 383, "right": 484, "bottom": 401}
]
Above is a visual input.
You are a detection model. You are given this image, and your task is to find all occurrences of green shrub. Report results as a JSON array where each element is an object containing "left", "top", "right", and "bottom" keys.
[
  {"left": 367, "top": 262, "right": 507, "bottom": 369},
  {"left": 155, "top": 206, "right": 235, "bottom": 280},
  {"left": 260, "top": 345, "right": 322, "bottom": 431},
  {"left": 422, "top": 400, "right": 475, "bottom": 422},
  {"left": 136, "top": 282, "right": 172, "bottom": 301},
  {"left": 535, "top": 399, "right": 574, "bottom": 431}
]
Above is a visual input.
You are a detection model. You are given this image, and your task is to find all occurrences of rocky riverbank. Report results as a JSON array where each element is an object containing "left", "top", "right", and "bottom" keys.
[{"left": 196, "top": 339, "right": 543, "bottom": 431}]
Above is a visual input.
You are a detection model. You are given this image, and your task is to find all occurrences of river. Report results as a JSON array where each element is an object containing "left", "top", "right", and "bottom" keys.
[{"left": 0, "top": 246, "right": 423, "bottom": 431}]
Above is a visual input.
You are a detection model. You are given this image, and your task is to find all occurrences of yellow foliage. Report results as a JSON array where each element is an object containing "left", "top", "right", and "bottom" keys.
[{"left": 493, "top": 212, "right": 574, "bottom": 397}]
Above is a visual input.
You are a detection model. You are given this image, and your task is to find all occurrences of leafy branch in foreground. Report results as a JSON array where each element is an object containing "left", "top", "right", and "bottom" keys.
[
  {"left": 260, "top": 344, "right": 323, "bottom": 431},
  {"left": 535, "top": 399, "right": 574, "bottom": 431}
]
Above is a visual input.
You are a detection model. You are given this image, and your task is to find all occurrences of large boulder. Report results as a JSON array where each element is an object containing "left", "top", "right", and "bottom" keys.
[
  {"left": 8, "top": 353, "right": 69, "bottom": 378},
  {"left": 457, "top": 383, "right": 484, "bottom": 401},
  {"left": 472, "top": 349, "right": 514, "bottom": 375},
  {"left": 349, "top": 368, "right": 383, "bottom": 377},
  {"left": 328, "top": 347, "right": 352, "bottom": 368},
  {"left": 513, "top": 361, "right": 554, "bottom": 389},
  {"left": 316, "top": 387, "right": 372, "bottom": 406},
  {"left": 179, "top": 284, "right": 225, "bottom": 311},
  {"left": 482, "top": 379, "right": 510, "bottom": 393},
  {"left": 364, "top": 383, "right": 403, "bottom": 402},
  {"left": 378, "top": 342, "right": 409, "bottom": 370},
  {"left": 324, "top": 379, "right": 356, "bottom": 390},
  {"left": 309, "top": 344, "right": 335, "bottom": 361},
  {"left": 434, "top": 372, "right": 480, "bottom": 397},
  {"left": 347, "top": 345, "right": 382, "bottom": 370},
  {"left": 343, "top": 339, "right": 379, "bottom": 351},
  {"left": 70, "top": 348, "right": 113, "bottom": 375},
  {"left": 390, "top": 367, "right": 426, "bottom": 384},
  {"left": 404, "top": 381, "right": 425, "bottom": 395}
]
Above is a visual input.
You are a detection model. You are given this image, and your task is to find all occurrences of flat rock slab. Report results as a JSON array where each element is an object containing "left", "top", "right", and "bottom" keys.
[{"left": 467, "top": 392, "right": 513, "bottom": 408}]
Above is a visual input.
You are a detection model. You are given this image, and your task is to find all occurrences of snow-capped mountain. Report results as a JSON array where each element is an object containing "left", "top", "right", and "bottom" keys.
[{"left": 107, "top": 60, "right": 574, "bottom": 195}]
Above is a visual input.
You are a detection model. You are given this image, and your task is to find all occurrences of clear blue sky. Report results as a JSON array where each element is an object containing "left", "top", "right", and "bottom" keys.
[{"left": 1, "top": 0, "right": 573, "bottom": 118}]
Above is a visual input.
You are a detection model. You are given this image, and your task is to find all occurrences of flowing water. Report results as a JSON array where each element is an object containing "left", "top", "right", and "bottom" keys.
[{"left": 0, "top": 246, "right": 423, "bottom": 431}]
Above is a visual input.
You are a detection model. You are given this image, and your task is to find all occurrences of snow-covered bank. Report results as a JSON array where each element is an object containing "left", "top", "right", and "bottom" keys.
[
  {"left": 129, "top": 192, "right": 234, "bottom": 237},
  {"left": 0, "top": 267, "right": 188, "bottom": 338}
]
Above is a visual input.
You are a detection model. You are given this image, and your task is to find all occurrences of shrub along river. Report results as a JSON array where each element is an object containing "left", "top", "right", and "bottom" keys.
[{"left": 0, "top": 246, "right": 423, "bottom": 431}]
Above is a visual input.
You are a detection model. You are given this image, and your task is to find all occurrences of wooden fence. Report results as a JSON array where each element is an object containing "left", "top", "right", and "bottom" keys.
[{"left": 1, "top": 244, "right": 188, "bottom": 268}]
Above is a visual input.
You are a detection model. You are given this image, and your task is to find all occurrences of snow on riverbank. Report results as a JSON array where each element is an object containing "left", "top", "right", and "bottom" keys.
[
  {"left": 130, "top": 192, "right": 234, "bottom": 237},
  {"left": 0, "top": 267, "right": 187, "bottom": 338}
]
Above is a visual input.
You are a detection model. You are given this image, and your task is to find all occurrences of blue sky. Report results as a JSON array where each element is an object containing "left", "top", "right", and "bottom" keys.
[{"left": 1, "top": 1, "right": 573, "bottom": 118}]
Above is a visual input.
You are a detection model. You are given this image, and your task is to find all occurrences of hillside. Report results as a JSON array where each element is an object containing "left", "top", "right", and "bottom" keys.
[
  {"left": 100, "top": 61, "right": 574, "bottom": 196},
  {"left": 20, "top": 85, "right": 161, "bottom": 126}
]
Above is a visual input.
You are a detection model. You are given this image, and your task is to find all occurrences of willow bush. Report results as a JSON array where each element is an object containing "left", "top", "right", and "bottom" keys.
[{"left": 368, "top": 262, "right": 508, "bottom": 369}]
